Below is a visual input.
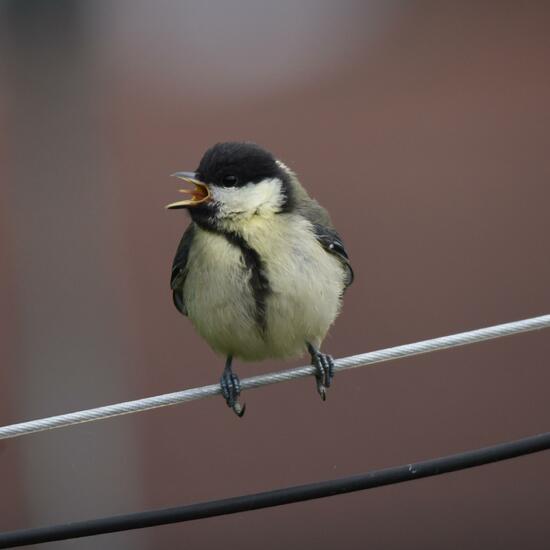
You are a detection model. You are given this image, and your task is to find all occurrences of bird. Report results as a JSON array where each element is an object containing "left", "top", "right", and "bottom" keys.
[{"left": 167, "top": 142, "right": 353, "bottom": 416}]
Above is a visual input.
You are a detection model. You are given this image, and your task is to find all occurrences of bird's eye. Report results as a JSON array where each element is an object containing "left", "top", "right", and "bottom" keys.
[{"left": 222, "top": 174, "right": 238, "bottom": 187}]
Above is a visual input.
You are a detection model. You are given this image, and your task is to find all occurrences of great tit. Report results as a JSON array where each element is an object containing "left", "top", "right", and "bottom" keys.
[{"left": 167, "top": 142, "right": 353, "bottom": 416}]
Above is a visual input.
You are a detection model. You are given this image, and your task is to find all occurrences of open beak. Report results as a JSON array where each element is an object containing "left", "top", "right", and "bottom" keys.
[{"left": 166, "top": 171, "right": 211, "bottom": 209}]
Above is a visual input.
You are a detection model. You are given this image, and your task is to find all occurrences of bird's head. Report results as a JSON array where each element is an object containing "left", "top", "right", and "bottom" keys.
[{"left": 166, "top": 142, "right": 294, "bottom": 229}]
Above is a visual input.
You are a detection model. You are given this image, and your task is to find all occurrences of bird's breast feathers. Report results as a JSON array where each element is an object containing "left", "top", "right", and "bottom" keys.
[{"left": 183, "top": 214, "right": 347, "bottom": 360}]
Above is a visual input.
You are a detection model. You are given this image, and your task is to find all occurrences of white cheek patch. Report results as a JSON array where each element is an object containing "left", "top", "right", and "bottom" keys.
[{"left": 211, "top": 178, "right": 285, "bottom": 219}]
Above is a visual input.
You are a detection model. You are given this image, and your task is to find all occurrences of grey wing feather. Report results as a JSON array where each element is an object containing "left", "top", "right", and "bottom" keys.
[
  {"left": 311, "top": 222, "right": 354, "bottom": 289},
  {"left": 290, "top": 177, "right": 354, "bottom": 289},
  {"left": 170, "top": 223, "right": 196, "bottom": 315}
]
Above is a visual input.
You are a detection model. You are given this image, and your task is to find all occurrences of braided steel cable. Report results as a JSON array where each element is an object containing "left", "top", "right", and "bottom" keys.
[{"left": 1, "top": 314, "right": 549, "bottom": 440}]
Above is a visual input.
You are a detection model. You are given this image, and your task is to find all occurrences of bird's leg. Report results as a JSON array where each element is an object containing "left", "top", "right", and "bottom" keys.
[
  {"left": 307, "top": 342, "right": 335, "bottom": 401},
  {"left": 220, "top": 355, "right": 246, "bottom": 417}
]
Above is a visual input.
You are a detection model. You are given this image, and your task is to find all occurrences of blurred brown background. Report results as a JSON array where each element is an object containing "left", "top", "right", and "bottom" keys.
[{"left": 1, "top": 1, "right": 549, "bottom": 548}]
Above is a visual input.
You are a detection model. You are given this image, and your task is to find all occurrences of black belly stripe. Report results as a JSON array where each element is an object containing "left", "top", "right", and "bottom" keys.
[
  {"left": 223, "top": 231, "right": 271, "bottom": 334},
  {"left": 196, "top": 220, "right": 271, "bottom": 333}
]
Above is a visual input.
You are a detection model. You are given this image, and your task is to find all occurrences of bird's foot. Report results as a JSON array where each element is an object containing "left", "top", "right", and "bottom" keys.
[
  {"left": 220, "top": 356, "right": 246, "bottom": 417},
  {"left": 307, "top": 343, "right": 335, "bottom": 401}
]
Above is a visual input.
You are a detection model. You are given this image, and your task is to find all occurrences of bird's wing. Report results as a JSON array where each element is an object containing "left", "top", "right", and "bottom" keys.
[
  {"left": 311, "top": 222, "right": 354, "bottom": 289},
  {"left": 170, "top": 223, "right": 197, "bottom": 315},
  {"left": 292, "top": 185, "right": 354, "bottom": 289}
]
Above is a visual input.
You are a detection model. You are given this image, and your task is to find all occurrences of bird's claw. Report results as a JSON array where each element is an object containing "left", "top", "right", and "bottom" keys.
[
  {"left": 220, "top": 368, "right": 246, "bottom": 417},
  {"left": 307, "top": 343, "right": 335, "bottom": 401}
]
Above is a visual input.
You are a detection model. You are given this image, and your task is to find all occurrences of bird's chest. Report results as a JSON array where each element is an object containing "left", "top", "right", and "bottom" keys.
[
  {"left": 184, "top": 229, "right": 253, "bottom": 318},
  {"left": 243, "top": 217, "right": 342, "bottom": 309},
  {"left": 184, "top": 217, "right": 343, "bottom": 358},
  {"left": 187, "top": 218, "right": 332, "bottom": 304}
]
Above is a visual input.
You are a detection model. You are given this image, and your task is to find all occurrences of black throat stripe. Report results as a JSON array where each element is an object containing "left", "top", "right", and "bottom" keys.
[{"left": 197, "top": 221, "right": 271, "bottom": 334}]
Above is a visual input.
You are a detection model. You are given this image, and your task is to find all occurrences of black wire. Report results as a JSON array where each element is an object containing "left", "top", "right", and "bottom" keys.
[{"left": 1, "top": 431, "right": 549, "bottom": 548}]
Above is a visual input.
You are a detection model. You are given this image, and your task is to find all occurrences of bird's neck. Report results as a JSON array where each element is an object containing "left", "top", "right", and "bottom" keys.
[{"left": 196, "top": 209, "right": 282, "bottom": 240}]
